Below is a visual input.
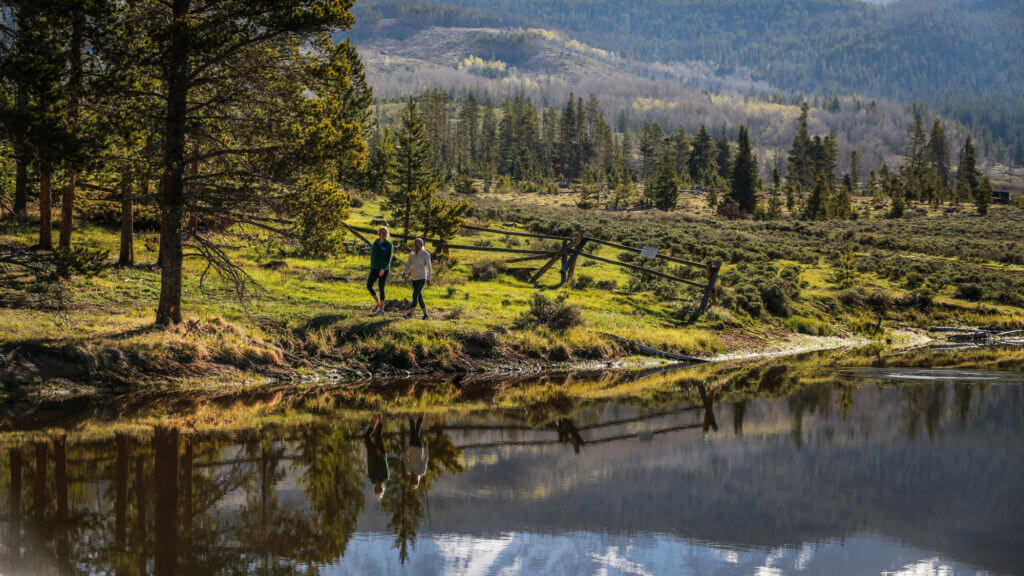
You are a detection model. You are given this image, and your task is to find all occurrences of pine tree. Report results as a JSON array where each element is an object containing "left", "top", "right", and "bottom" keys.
[
  {"left": 848, "top": 150, "right": 861, "bottom": 196},
  {"left": 133, "top": 0, "right": 358, "bottom": 325},
  {"left": 834, "top": 175, "right": 853, "bottom": 219},
  {"left": 688, "top": 125, "right": 716, "bottom": 185},
  {"left": 974, "top": 175, "right": 992, "bottom": 216},
  {"left": 868, "top": 170, "right": 884, "bottom": 204},
  {"left": 768, "top": 167, "right": 783, "bottom": 219},
  {"left": 648, "top": 149, "right": 679, "bottom": 211},
  {"left": 787, "top": 101, "right": 813, "bottom": 192},
  {"left": 803, "top": 172, "right": 829, "bottom": 220},
  {"left": 456, "top": 93, "right": 480, "bottom": 172},
  {"left": 412, "top": 182, "right": 469, "bottom": 242},
  {"left": 888, "top": 173, "right": 906, "bottom": 219},
  {"left": 672, "top": 125, "right": 690, "bottom": 177},
  {"left": 716, "top": 134, "right": 732, "bottom": 181},
  {"left": 928, "top": 118, "right": 950, "bottom": 193},
  {"left": 2, "top": 0, "right": 79, "bottom": 250},
  {"left": 904, "top": 113, "right": 928, "bottom": 202},
  {"left": 959, "top": 135, "right": 979, "bottom": 206},
  {"left": 639, "top": 121, "right": 663, "bottom": 187},
  {"left": 729, "top": 125, "right": 759, "bottom": 214},
  {"left": 479, "top": 99, "right": 497, "bottom": 183},
  {"left": 367, "top": 128, "right": 395, "bottom": 198},
  {"left": 390, "top": 98, "right": 435, "bottom": 238}
]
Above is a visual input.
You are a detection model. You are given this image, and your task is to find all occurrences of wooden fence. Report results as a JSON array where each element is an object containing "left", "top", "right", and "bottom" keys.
[{"left": 344, "top": 222, "right": 721, "bottom": 313}]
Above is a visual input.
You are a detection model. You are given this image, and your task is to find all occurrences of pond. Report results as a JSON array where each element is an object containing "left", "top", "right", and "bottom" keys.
[{"left": 1, "top": 358, "right": 1022, "bottom": 575}]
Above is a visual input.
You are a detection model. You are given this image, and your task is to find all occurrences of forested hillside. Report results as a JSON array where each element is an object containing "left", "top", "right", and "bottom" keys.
[{"left": 353, "top": 0, "right": 1024, "bottom": 154}]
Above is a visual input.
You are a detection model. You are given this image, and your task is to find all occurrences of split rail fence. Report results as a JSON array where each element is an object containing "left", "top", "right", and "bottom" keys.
[{"left": 344, "top": 222, "right": 721, "bottom": 314}]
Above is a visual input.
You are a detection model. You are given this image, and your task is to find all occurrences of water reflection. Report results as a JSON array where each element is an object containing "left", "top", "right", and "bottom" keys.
[{"left": 1, "top": 368, "right": 1023, "bottom": 575}]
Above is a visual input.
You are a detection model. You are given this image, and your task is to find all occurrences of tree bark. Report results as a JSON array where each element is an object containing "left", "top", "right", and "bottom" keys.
[
  {"left": 118, "top": 169, "right": 135, "bottom": 267},
  {"left": 12, "top": 86, "right": 28, "bottom": 219},
  {"left": 59, "top": 10, "right": 83, "bottom": 250},
  {"left": 39, "top": 168, "right": 53, "bottom": 250},
  {"left": 155, "top": 0, "right": 191, "bottom": 326},
  {"left": 13, "top": 157, "right": 28, "bottom": 220}
]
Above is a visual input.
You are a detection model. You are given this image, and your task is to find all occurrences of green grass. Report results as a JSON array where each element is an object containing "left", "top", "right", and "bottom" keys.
[{"left": 3, "top": 194, "right": 1023, "bottom": 393}]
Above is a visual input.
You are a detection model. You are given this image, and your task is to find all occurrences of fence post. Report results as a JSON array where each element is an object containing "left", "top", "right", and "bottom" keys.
[
  {"left": 699, "top": 261, "right": 722, "bottom": 313},
  {"left": 558, "top": 239, "right": 570, "bottom": 285},
  {"left": 564, "top": 234, "right": 586, "bottom": 283}
]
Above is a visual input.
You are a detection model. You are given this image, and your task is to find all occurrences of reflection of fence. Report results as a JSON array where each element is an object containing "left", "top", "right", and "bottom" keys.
[{"left": 345, "top": 222, "right": 721, "bottom": 313}]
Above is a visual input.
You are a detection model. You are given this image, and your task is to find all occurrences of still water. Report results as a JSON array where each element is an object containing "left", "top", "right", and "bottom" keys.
[{"left": 1, "top": 364, "right": 1022, "bottom": 575}]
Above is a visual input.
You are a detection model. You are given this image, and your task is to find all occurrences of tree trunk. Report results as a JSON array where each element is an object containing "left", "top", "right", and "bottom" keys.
[
  {"left": 12, "top": 86, "right": 28, "bottom": 219},
  {"left": 59, "top": 170, "right": 76, "bottom": 249},
  {"left": 59, "top": 11, "right": 83, "bottom": 250},
  {"left": 155, "top": 0, "right": 191, "bottom": 326},
  {"left": 118, "top": 169, "right": 135, "bottom": 267},
  {"left": 13, "top": 157, "right": 28, "bottom": 220},
  {"left": 39, "top": 168, "right": 53, "bottom": 250}
]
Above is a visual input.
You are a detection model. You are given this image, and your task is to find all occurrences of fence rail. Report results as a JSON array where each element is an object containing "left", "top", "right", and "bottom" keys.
[{"left": 344, "top": 221, "right": 721, "bottom": 314}]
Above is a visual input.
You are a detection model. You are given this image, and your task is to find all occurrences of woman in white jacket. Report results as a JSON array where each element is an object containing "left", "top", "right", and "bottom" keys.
[{"left": 402, "top": 238, "right": 433, "bottom": 319}]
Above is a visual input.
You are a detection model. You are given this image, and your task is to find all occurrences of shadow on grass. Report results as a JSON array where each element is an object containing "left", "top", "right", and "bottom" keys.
[{"left": 295, "top": 313, "right": 397, "bottom": 340}]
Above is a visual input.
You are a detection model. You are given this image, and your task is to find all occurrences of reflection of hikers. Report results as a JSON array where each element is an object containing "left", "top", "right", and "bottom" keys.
[
  {"left": 698, "top": 384, "right": 719, "bottom": 432},
  {"left": 405, "top": 415, "right": 429, "bottom": 489},
  {"left": 402, "top": 238, "right": 433, "bottom": 320},
  {"left": 555, "top": 418, "right": 584, "bottom": 453},
  {"left": 364, "top": 415, "right": 390, "bottom": 499},
  {"left": 368, "top": 227, "right": 394, "bottom": 315}
]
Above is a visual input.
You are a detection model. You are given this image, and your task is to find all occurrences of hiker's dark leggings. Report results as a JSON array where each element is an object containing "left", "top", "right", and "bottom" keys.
[
  {"left": 411, "top": 279, "right": 426, "bottom": 309},
  {"left": 367, "top": 268, "right": 388, "bottom": 301}
]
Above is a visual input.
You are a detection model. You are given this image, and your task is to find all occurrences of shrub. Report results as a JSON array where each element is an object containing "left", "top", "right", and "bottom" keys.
[
  {"left": 955, "top": 282, "right": 984, "bottom": 301},
  {"left": 571, "top": 274, "right": 595, "bottom": 289},
  {"left": 469, "top": 260, "right": 502, "bottom": 281},
  {"left": 517, "top": 293, "right": 583, "bottom": 331}
]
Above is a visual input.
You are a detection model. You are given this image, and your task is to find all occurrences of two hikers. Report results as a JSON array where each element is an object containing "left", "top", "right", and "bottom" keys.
[
  {"left": 366, "top": 226, "right": 433, "bottom": 319},
  {"left": 363, "top": 414, "right": 431, "bottom": 499}
]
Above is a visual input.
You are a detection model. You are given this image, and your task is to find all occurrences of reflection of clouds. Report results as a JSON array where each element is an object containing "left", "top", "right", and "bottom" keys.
[
  {"left": 327, "top": 532, "right": 988, "bottom": 575},
  {"left": 591, "top": 546, "right": 654, "bottom": 576},
  {"left": 794, "top": 544, "right": 814, "bottom": 571},
  {"left": 881, "top": 557, "right": 954, "bottom": 576},
  {"left": 435, "top": 533, "right": 515, "bottom": 576}
]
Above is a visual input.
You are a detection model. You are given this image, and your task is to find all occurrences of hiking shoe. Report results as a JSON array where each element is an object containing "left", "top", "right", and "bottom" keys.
[{"left": 422, "top": 311, "right": 429, "bottom": 320}]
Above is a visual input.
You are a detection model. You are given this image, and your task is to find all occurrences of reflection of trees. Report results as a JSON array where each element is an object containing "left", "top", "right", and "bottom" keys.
[
  {"left": 902, "top": 384, "right": 946, "bottom": 440},
  {"left": 836, "top": 384, "right": 856, "bottom": 421},
  {"left": 955, "top": 382, "right": 973, "bottom": 424},
  {"left": 732, "top": 400, "right": 746, "bottom": 435},
  {"left": 381, "top": 422, "right": 465, "bottom": 564},
  {"left": 787, "top": 383, "right": 832, "bottom": 449},
  {"left": 294, "top": 423, "right": 365, "bottom": 563}
]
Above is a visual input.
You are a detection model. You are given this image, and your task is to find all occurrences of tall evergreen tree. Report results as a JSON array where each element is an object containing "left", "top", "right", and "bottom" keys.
[
  {"left": 390, "top": 98, "right": 435, "bottom": 238},
  {"left": 787, "top": 101, "right": 813, "bottom": 192},
  {"left": 729, "top": 125, "right": 759, "bottom": 214},
  {"left": 648, "top": 148, "right": 679, "bottom": 211},
  {"left": 959, "top": 135, "right": 979, "bottom": 204},
  {"left": 672, "top": 125, "right": 690, "bottom": 178},
  {"left": 928, "top": 118, "right": 950, "bottom": 192},
  {"left": 848, "top": 150, "right": 861, "bottom": 196},
  {"left": 688, "top": 125, "right": 718, "bottom": 188}
]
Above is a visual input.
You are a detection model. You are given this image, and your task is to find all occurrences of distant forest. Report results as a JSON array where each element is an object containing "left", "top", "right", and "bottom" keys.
[{"left": 353, "top": 0, "right": 1024, "bottom": 158}]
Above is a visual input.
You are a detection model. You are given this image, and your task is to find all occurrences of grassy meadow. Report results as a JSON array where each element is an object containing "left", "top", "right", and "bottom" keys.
[{"left": 2, "top": 193, "right": 1023, "bottom": 398}]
